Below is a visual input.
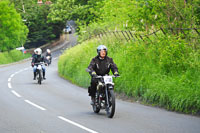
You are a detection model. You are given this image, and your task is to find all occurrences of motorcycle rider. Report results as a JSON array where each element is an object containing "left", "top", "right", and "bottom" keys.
[
  {"left": 46, "top": 49, "right": 52, "bottom": 65},
  {"left": 87, "top": 45, "right": 119, "bottom": 105},
  {"left": 31, "top": 48, "right": 47, "bottom": 80},
  {"left": 32, "top": 49, "right": 37, "bottom": 58}
]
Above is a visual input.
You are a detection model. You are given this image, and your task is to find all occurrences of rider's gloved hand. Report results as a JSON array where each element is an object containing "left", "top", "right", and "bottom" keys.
[
  {"left": 114, "top": 71, "right": 120, "bottom": 77},
  {"left": 91, "top": 71, "right": 97, "bottom": 78},
  {"left": 31, "top": 63, "right": 34, "bottom": 67}
]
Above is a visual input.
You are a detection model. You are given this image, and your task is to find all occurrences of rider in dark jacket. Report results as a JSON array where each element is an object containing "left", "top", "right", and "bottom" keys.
[
  {"left": 45, "top": 49, "right": 52, "bottom": 65},
  {"left": 31, "top": 48, "right": 46, "bottom": 80},
  {"left": 87, "top": 45, "right": 119, "bottom": 104}
]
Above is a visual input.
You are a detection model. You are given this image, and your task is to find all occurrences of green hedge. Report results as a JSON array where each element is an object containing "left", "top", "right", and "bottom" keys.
[
  {"left": 58, "top": 35, "right": 200, "bottom": 114},
  {"left": 0, "top": 50, "right": 31, "bottom": 65}
]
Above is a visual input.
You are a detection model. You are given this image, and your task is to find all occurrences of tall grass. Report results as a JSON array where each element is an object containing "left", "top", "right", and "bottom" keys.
[
  {"left": 0, "top": 50, "right": 31, "bottom": 65},
  {"left": 58, "top": 34, "right": 200, "bottom": 114}
]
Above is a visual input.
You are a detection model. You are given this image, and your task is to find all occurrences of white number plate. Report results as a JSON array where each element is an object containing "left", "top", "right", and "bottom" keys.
[
  {"left": 37, "top": 65, "right": 42, "bottom": 70},
  {"left": 104, "top": 76, "right": 113, "bottom": 84}
]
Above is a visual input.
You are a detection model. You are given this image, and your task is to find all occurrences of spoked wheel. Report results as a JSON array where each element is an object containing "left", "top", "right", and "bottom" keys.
[
  {"left": 38, "top": 71, "right": 42, "bottom": 85},
  {"left": 106, "top": 90, "right": 115, "bottom": 118}
]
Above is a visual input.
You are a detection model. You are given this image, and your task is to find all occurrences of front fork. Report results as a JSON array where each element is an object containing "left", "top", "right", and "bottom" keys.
[
  {"left": 105, "top": 85, "right": 113, "bottom": 108},
  {"left": 105, "top": 86, "right": 110, "bottom": 108}
]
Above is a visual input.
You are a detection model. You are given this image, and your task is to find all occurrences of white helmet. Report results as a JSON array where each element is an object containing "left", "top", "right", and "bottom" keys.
[
  {"left": 34, "top": 49, "right": 37, "bottom": 54},
  {"left": 46, "top": 49, "right": 51, "bottom": 53},
  {"left": 35, "top": 48, "right": 42, "bottom": 55},
  {"left": 97, "top": 45, "right": 107, "bottom": 56}
]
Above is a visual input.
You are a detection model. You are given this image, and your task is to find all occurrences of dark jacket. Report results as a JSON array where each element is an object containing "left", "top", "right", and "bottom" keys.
[
  {"left": 32, "top": 55, "right": 45, "bottom": 64},
  {"left": 46, "top": 53, "right": 51, "bottom": 57},
  {"left": 88, "top": 56, "right": 118, "bottom": 76}
]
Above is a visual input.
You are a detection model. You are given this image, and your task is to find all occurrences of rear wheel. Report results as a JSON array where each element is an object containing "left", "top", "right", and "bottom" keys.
[
  {"left": 106, "top": 90, "right": 115, "bottom": 118},
  {"left": 92, "top": 104, "right": 100, "bottom": 113}
]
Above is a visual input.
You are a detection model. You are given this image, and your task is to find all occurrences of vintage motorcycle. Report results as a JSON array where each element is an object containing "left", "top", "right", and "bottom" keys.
[
  {"left": 34, "top": 62, "right": 45, "bottom": 85},
  {"left": 86, "top": 67, "right": 119, "bottom": 118},
  {"left": 93, "top": 75, "right": 119, "bottom": 118}
]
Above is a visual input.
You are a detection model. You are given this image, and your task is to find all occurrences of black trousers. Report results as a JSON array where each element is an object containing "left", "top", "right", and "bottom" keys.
[{"left": 88, "top": 78, "right": 98, "bottom": 97}]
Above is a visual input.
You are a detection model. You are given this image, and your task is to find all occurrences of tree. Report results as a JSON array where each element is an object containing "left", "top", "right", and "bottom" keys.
[
  {"left": 25, "top": 4, "right": 65, "bottom": 48},
  {"left": 0, "top": 0, "right": 28, "bottom": 52},
  {"left": 48, "top": 0, "right": 103, "bottom": 27},
  {"left": 10, "top": 0, "right": 65, "bottom": 48}
]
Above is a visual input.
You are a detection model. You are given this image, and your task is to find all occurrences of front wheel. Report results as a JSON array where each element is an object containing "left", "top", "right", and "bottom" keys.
[
  {"left": 38, "top": 70, "right": 42, "bottom": 85},
  {"left": 106, "top": 90, "right": 115, "bottom": 118}
]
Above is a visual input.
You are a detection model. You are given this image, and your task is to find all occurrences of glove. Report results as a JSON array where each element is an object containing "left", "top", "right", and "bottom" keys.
[
  {"left": 114, "top": 71, "right": 120, "bottom": 77},
  {"left": 31, "top": 63, "right": 34, "bottom": 67},
  {"left": 91, "top": 71, "right": 97, "bottom": 78}
]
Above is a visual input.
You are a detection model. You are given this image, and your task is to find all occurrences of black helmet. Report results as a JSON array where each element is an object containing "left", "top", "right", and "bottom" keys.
[{"left": 97, "top": 45, "right": 107, "bottom": 56}]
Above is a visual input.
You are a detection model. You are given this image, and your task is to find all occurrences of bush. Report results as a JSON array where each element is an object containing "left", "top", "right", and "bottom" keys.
[
  {"left": 0, "top": 50, "right": 31, "bottom": 65},
  {"left": 58, "top": 34, "right": 200, "bottom": 114}
]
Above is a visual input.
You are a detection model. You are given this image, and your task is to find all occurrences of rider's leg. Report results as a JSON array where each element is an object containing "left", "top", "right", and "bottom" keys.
[
  {"left": 50, "top": 57, "right": 52, "bottom": 64},
  {"left": 90, "top": 78, "right": 97, "bottom": 105},
  {"left": 33, "top": 66, "right": 37, "bottom": 80}
]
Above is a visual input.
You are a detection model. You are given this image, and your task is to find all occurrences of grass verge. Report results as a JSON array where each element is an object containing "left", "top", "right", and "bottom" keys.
[
  {"left": 58, "top": 34, "right": 200, "bottom": 114},
  {"left": 0, "top": 50, "right": 31, "bottom": 65}
]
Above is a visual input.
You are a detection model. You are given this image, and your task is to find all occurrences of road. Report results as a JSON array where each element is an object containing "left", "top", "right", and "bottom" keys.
[{"left": 0, "top": 32, "right": 200, "bottom": 133}]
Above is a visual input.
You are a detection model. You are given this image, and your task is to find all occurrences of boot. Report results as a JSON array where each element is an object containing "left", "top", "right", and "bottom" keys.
[
  {"left": 43, "top": 72, "right": 46, "bottom": 80},
  {"left": 90, "top": 96, "right": 95, "bottom": 105},
  {"left": 33, "top": 72, "right": 36, "bottom": 80}
]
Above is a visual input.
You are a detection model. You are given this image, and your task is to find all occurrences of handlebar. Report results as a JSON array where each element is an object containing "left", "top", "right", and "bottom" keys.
[
  {"left": 34, "top": 62, "right": 45, "bottom": 65},
  {"left": 94, "top": 75, "right": 120, "bottom": 78},
  {"left": 34, "top": 62, "right": 48, "bottom": 66}
]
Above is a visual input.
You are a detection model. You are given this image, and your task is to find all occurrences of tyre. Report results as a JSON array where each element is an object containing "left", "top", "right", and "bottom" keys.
[
  {"left": 38, "top": 70, "right": 42, "bottom": 85},
  {"left": 92, "top": 104, "right": 100, "bottom": 113},
  {"left": 106, "top": 90, "right": 115, "bottom": 118}
]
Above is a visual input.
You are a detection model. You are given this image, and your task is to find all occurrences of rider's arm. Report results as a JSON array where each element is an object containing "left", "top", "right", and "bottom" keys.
[
  {"left": 88, "top": 58, "right": 97, "bottom": 76},
  {"left": 31, "top": 56, "right": 36, "bottom": 67},
  {"left": 110, "top": 58, "right": 119, "bottom": 75},
  {"left": 31, "top": 56, "right": 35, "bottom": 63}
]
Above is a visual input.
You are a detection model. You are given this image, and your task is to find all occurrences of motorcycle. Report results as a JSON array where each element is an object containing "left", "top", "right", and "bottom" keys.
[
  {"left": 34, "top": 62, "right": 45, "bottom": 85},
  {"left": 94, "top": 75, "right": 119, "bottom": 118}
]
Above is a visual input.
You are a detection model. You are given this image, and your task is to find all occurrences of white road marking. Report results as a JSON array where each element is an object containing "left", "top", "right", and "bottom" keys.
[
  {"left": 8, "top": 83, "right": 12, "bottom": 88},
  {"left": 10, "top": 74, "right": 15, "bottom": 78},
  {"left": 14, "top": 71, "right": 19, "bottom": 74},
  {"left": 58, "top": 116, "right": 99, "bottom": 133},
  {"left": 11, "top": 90, "right": 22, "bottom": 98},
  {"left": 24, "top": 100, "right": 46, "bottom": 111},
  {"left": 8, "top": 78, "right": 11, "bottom": 82}
]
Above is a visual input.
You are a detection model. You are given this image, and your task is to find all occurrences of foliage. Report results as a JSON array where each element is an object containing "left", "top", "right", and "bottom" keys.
[
  {"left": 48, "top": 0, "right": 103, "bottom": 30},
  {"left": 48, "top": 0, "right": 200, "bottom": 42},
  {"left": 0, "top": 50, "right": 31, "bottom": 65},
  {"left": 0, "top": 0, "right": 28, "bottom": 52},
  {"left": 24, "top": 4, "right": 64, "bottom": 48},
  {"left": 10, "top": 0, "right": 65, "bottom": 49},
  {"left": 56, "top": 0, "right": 200, "bottom": 114},
  {"left": 58, "top": 34, "right": 200, "bottom": 114}
]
